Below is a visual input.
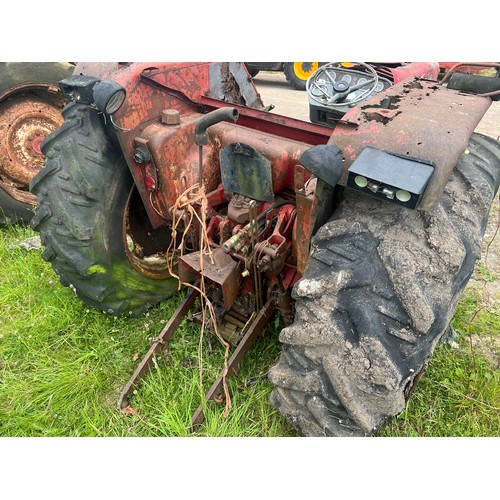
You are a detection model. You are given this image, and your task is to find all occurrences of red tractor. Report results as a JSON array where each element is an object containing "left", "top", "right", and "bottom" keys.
[{"left": 29, "top": 61, "right": 500, "bottom": 436}]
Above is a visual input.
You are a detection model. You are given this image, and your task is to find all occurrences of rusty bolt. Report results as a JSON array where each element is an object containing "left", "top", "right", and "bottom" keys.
[
  {"left": 134, "top": 147, "right": 151, "bottom": 164},
  {"left": 161, "top": 109, "right": 180, "bottom": 126}
]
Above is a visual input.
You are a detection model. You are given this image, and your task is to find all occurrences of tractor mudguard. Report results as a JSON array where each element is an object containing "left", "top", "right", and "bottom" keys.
[
  {"left": 385, "top": 61, "right": 439, "bottom": 83},
  {"left": 65, "top": 62, "right": 270, "bottom": 229},
  {"left": 330, "top": 78, "right": 492, "bottom": 211}
]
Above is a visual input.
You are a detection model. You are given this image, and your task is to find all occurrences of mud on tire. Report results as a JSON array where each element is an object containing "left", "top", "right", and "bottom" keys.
[
  {"left": 30, "top": 103, "right": 178, "bottom": 316},
  {"left": 269, "top": 133, "right": 500, "bottom": 436}
]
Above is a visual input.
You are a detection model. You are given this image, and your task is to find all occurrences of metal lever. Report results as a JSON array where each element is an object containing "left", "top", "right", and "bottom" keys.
[{"left": 190, "top": 298, "right": 274, "bottom": 430}]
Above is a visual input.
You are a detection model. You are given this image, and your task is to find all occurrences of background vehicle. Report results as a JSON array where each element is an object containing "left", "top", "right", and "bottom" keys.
[
  {"left": 29, "top": 61, "right": 500, "bottom": 436},
  {"left": 0, "top": 62, "right": 74, "bottom": 225},
  {"left": 307, "top": 62, "right": 500, "bottom": 128},
  {"left": 245, "top": 62, "right": 322, "bottom": 90}
]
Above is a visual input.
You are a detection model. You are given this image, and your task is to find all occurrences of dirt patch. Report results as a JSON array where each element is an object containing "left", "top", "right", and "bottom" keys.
[{"left": 471, "top": 334, "right": 500, "bottom": 369}]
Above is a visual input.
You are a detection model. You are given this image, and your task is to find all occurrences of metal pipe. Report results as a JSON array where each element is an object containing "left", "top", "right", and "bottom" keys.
[{"left": 194, "top": 107, "right": 239, "bottom": 146}]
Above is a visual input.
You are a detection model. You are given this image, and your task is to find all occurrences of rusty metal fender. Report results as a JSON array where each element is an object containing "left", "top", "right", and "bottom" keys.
[{"left": 329, "top": 78, "right": 492, "bottom": 211}]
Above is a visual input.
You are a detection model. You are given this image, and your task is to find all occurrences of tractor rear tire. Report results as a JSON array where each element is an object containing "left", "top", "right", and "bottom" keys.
[
  {"left": 30, "top": 103, "right": 179, "bottom": 316},
  {"left": 0, "top": 62, "right": 73, "bottom": 226},
  {"left": 269, "top": 132, "right": 500, "bottom": 436}
]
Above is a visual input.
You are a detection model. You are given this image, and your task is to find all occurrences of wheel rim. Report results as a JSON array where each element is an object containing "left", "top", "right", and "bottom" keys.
[
  {"left": 293, "top": 62, "right": 319, "bottom": 81},
  {"left": 0, "top": 87, "right": 64, "bottom": 203},
  {"left": 123, "top": 186, "right": 176, "bottom": 280}
]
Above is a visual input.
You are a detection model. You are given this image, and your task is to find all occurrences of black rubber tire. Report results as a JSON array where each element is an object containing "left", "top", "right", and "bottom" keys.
[
  {"left": 283, "top": 62, "right": 317, "bottom": 91},
  {"left": 0, "top": 184, "right": 35, "bottom": 225},
  {"left": 269, "top": 133, "right": 500, "bottom": 436},
  {"left": 29, "top": 103, "right": 179, "bottom": 316},
  {"left": 0, "top": 62, "right": 74, "bottom": 226},
  {"left": 0, "top": 62, "right": 74, "bottom": 94}
]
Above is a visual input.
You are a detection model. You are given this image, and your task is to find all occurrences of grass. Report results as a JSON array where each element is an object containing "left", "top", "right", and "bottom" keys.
[
  {"left": 0, "top": 224, "right": 294, "bottom": 437},
  {"left": 1, "top": 222, "right": 499, "bottom": 438}
]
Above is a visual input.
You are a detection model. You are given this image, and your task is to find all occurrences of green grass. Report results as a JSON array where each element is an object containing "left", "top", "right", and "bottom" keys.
[
  {"left": 1, "top": 224, "right": 499, "bottom": 437},
  {"left": 0, "top": 225, "right": 294, "bottom": 437}
]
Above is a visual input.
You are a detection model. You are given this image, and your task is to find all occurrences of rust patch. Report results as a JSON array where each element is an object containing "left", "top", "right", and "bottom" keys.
[
  {"left": 330, "top": 79, "right": 492, "bottom": 210},
  {"left": 0, "top": 179, "right": 35, "bottom": 204},
  {"left": 220, "top": 62, "right": 244, "bottom": 105},
  {"left": 363, "top": 109, "right": 401, "bottom": 124},
  {"left": 0, "top": 92, "right": 64, "bottom": 186}
]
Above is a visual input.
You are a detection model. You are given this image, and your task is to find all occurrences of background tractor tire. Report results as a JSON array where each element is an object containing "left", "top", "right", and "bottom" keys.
[
  {"left": 283, "top": 62, "right": 319, "bottom": 91},
  {"left": 0, "top": 184, "right": 35, "bottom": 225},
  {"left": 269, "top": 133, "right": 500, "bottom": 436},
  {"left": 0, "top": 62, "right": 73, "bottom": 225},
  {"left": 30, "top": 103, "right": 179, "bottom": 316},
  {"left": 0, "top": 62, "right": 73, "bottom": 92}
]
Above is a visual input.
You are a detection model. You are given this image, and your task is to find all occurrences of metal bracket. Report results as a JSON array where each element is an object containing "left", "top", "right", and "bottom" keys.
[
  {"left": 117, "top": 288, "right": 197, "bottom": 410},
  {"left": 118, "top": 287, "right": 276, "bottom": 432},
  {"left": 293, "top": 164, "right": 316, "bottom": 276}
]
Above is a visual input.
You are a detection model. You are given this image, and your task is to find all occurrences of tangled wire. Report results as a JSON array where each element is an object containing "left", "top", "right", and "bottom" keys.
[{"left": 165, "top": 183, "right": 233, "bottom": 417}]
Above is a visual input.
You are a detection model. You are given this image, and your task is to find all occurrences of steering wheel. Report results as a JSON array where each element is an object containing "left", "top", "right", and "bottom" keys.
[{"left": 306, "top": 62, "right": 379, "bottom": 108}]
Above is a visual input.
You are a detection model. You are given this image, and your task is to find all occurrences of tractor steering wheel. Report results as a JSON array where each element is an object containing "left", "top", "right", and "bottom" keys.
[{"left": 306, "top": 62, "right": 379, "bottom": 108}]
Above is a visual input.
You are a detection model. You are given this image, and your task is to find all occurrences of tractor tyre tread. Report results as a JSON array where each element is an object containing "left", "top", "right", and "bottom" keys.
[
  {"left": 0, "top": 62, "right": 74, "bottom": 94},
  {"left": 283, "top": 62, "right": 308, "bottom": 91},
  {"left": 269, "top": 132, "right": 500, "bottom": 436},
  {"left": 30, "top": 103, "right": 178, "bottom": 316},
  {"left": 0, "top": 185, "right": 35, "bottom": 226}
]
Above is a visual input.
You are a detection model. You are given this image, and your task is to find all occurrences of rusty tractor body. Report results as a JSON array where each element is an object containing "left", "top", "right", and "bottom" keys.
[{"left": 29, "top": 62, "right": 500, "bottom": 436}]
